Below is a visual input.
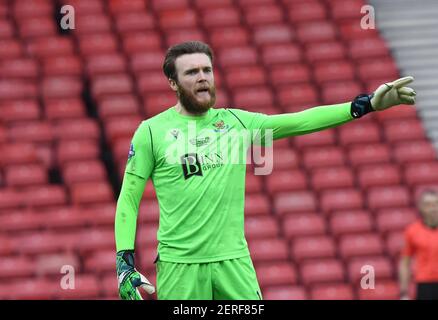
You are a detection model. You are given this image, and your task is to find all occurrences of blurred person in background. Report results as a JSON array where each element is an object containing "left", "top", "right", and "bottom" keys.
[{"left": 399, "top": 189, "right": 438, "bottom": 300}]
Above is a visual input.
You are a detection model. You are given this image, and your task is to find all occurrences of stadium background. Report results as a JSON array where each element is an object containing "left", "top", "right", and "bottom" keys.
[{"left": 0, "top": 0, "right": 437, "bottom": 300}]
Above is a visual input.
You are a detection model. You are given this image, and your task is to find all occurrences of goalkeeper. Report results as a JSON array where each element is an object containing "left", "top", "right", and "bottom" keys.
[{"left": 115, "top": 41, "right": 416, "bottom": 300}]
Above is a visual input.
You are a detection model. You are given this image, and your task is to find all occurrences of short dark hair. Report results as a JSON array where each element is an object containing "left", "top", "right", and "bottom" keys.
[{"left": 162, "top": 41, "right": 214, "bottom": 82}]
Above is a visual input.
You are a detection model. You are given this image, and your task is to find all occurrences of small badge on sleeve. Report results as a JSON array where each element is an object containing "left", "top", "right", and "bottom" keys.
[{"left": 128, "top": 143, "right": 135, "bottom": 161}]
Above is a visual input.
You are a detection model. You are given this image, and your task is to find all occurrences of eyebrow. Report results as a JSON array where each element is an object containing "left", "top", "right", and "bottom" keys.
[{"left": 184, "top": 66, "right": 212, "bottom": 74}]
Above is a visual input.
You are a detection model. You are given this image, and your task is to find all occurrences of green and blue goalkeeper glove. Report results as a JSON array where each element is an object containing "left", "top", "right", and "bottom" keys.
[{"left": 116, "top": 250, "right": 155, "bottom": 300}]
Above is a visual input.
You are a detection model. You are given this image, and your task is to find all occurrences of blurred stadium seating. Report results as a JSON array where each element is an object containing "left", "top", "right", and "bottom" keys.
[{"left": 0, "top": 0, "right": 436, "bottom": 300}]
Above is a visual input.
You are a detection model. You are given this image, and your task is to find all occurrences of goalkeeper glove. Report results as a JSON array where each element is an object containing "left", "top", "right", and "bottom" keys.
[
  {"left": 116, "top": 250, "right": 155, "bottom": 300},
  {"left": 350, "top": 76, "right": 416, "bottom": 118}
]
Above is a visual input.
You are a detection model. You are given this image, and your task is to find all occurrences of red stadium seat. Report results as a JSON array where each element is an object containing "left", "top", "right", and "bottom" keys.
[
  {"left": 253, "top": 146, "right": 299, "bottom": 171},
  {"left": 122, "top": 32, "right": 162, "bottom": 53},
  {"left": 0, "top": 79, "right": 38, "bottom": 100},
  {"left": 53, "top": 118, "right": 100, "bottom": 141},
  {"left": 277, "top": 83, "right": 318, "bottom": 108},
  {"left": 263, "top": 285, "right": 308, "bottom": 300},
  {"left": 98, "top": 95, "right": 140, "bottom": 119},
  {"left": 253, "top": 24, "right": 294, "bottom": 46},
  {"left": 138, "top": 199, "right": 160, "bottom": 223},
  {"left": 288, "top": 1, "right": 327, "bottom": 23},
  {"left": 152, "top": 0, "right": 190, "bottom": 11},
  {"left": 42, "top": 76, "right": 83, "bottom": 99},
  {"left": 45, "top": 98, "right": 86, "bottom": 120},
  {"left": 27, "top": 36, "right": 74, "bottom": 58},
  {"left": 144, "top": 92, "right": 177, "bottom": 117},
  {"left": 311, "top": 166, "right": 355, "bottom": 191},
  {"left": 136, "top": 224, "right": 159, "bottom": 248},
  {"left": 54, "top": 275, "right": 100, "bottom": 299},
  {"left": 210, "top": 27, "right": 249, "bottom": 49},
  {"left": 282, "top": 213, "right": 326, "bottom": 238},
  {"left": 348, "top": 143, "right": 391, "bottom": 167},
  {"left": 300, "top": 259, "right": 345, "bottom": 285},
  {"left": 84, "top": 250, "right": 116, "bottom": 274},
  {"left": 13, "top": 0, "right": 52, "bottom": 18},
  {"left": 305, "top": 41, "right": 346, "bottom": 63},
  {"left": 62, "top": 0, "right": 104, "bottom": 15},
  {"left": 104, "top": 115, "right": 141, "bottom": 142},
  {"left": 244, "top": 5, "right": 284, "bottom": 27},
  {"left": 0, "top": 142, "right": 40, "bottom": 167},
  {"left": 43, "top": 207, "right": 90, "bottom": 230},
  {"left": 0, "top": 20, "right": 14, "bottom": 39},
  {"left": 339, "top": 233, "right": 384, "bottom": 259},
  {"left": 404, "top": 162, "right": 438, "bottom": 186},
  {"left": 74, "top": 229, "right": 115, "bottom": 252},
  {"left": 293, "top": 129, "right": 336, "bottom": 149},
  {"left": 225, "top": 66, "right": 267, "bottom": 88},
  {"left": 261, "top": 44, "right": 302, "bottom": 66},
  {"left": 43, "top": 55, "right": 83, "bottom": 77},
  {"left": 320, "top": 188, "right": 364, "bottom": 213},
  {"left": 367, "top": 185, "right": 411, "bottom": 210},
  {"left": 35, "top": 253, "right": 80, "bottom": 277},
  {"left": 375, "top": 105, "right": 417, "bottom": 122},
  {"left": 376, "top": 208, "right": 418, "bottom": 234},
  {"left": 233, "top": 87, "right": 274, "bottom": 109},
  {"left": 256, "top": 263, "right": 297, "bottom": 287},
  {"left": 4, "top": 279, "right": 58, "bottom": 300},
  {"left": 91, "top": 73, "right": 134, "bottom": 98},
  {"left": 62, "top": 160, "right": 107, "bottom": 185},
  {"left": 129, "top": 51, "right": 164, "bottom": 72},
  {"left": 17, "top": 17, "right": 56, "bottom": 39},
  {"left": 0, "top": 210, "right": 43, "bottom": 232},
  {"left": 245, "top": 216, "right": 280, "bottom": 239},
  {"left": 5, "top": 164, "right": 48, "bottom": 187},
  {"left": 108, "top": 0, "right": 147, "bottom": 13},
  {"left": 349, "top": 38, "right": 389, "bottom": 60},
  {"left": 0, "top": 58, "right": 39, "bottom": 79},
  {"left": 357, "top": 280, "right": 399, "bottom": 300},
  {"left": 393, "top": 141, "right": 436, "bottom": 164},
  {"left": 291, "top": 236, "right": 336, "bottom": 262},
  {"left": 0, "top": 99, "right": 40, "bottom": 122},
  {"left": 358, "top": 164, "right": 402, "bottom": 189},
  {"left": 237, "top": 0, "right": 278, "bottom": 6},
  {"left": 158, "top": 9, "right": 198, "bottom": 30},
  {"left": 338, "top": 122, "right": 381, "bottom": 146},
  {"left": 194, "top": 0, "right": 234, "bottom": 9},
  {"left": 314, "top": 60, "right": 355, "bottom": 84},
  {"left": 266, "top": 169, "right": 308, "bottom": 194},
  {"left": 339, "top": 19, "right": 379, "bottom": 41},
  {"left": 321, "top": 81, "right": 362, "bottom": 104},
  {"left": 329, "top": 0, "right": 367, "bottom": 20},
  {"left": 385, "top": 231, "right": 405, "bottom": 258},
  {"left": 86, "top": 53, "right": 127, "bottom": 75},
  {"left": 70, "top": 181, "right": 114, "bottom": 205},
  {"left": 219, "top": 46, "right": 259, "bottom": 68},
  {"left": 245, "top": 174, "right": 263, "bottom": 194},
  {"left": 165, "top": 28, "right": 206, "bottom": 47},
  {"left": 384, "top": 119, "right": 426, "bottom": 143},
  {"left": 137, "top": 71, "right": 170, "bottom": 94},
  {"left": 329, "top": 210, "right": 373, "bottom": 236},
  {"left": 248, "top": 238, "right": 289, "bottom": 262},
  {"left": 0, "top": 39, "right": 23, "bottom": 59},
  {"left": 8, "top": 121, "right": 53, "bottom": 144},
  {"left": 24, "top": 185, "right": 68, "bottom": 208},
  {"left": 310, "top": 284, "right": 354, "bottom": 300},
  {"left": 201, "top": 7, "right": 241, "bottom": 29},
  {"left": 347, "top": 256, "right": 393, "bottom": 283},
  {"left": 75, "top": 14, "right": 112, "bottom": 35},
  {"left": 114, "top": 12, "right": 156, "bottom": 33},
  {"left": 358, "top": 58, "right": 399, "bottom": 81},
  {"left": 101, "top": 274, "right": 119, "bottom": 298},
  {"left": 138, "top": 245, "right": 159, "bottom": 273},
  {"left": 303, "top": 146, "right": 346, "bottom": 169},
  {"left": 268, "top": 64, "right": 311, "bottom": 86},
  {"left": 245, "top": 194, "right": 271, "bottom": 216},
  {"left": 0, "top": 188, "right": 25, "bottom": 211},
  {"left": 14, "top": 231, "right": 71, "bottom": 255},
  {"left": 274, "top": 191, "right": 317, "bottom": 215},
  {"left": 78, "top": 33, "right": 119, "bottom": 56},
  {"left": 296, "top": 21, "right": 337, "bottom": 43}
]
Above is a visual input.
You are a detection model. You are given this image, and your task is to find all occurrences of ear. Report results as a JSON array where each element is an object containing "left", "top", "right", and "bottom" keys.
[{"left": 169, "top": 78, "right": 178, "bottom": 92}]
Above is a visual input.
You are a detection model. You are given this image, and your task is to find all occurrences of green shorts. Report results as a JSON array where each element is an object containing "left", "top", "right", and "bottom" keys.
[{"left": 156, "top": 255, "right": 262, "bottom": 300}]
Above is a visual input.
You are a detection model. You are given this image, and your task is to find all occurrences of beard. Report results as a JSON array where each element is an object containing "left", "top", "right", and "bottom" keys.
[{"left": 177, "top": 83, "right": 216, "bottom": 115}]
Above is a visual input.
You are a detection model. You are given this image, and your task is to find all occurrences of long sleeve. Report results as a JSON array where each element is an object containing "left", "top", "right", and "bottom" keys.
[{"left": 115, "top": 121, "right": 154, "bottom": 252}]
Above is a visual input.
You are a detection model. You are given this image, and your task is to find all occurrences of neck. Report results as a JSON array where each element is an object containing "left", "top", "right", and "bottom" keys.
[{"left": 174, "top": 101, "right": 209, "bottom": 117}]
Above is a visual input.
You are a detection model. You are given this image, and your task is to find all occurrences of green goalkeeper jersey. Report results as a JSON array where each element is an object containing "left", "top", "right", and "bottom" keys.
[{"left": 115, "top": 103, "right": 354, "bottom": 263}]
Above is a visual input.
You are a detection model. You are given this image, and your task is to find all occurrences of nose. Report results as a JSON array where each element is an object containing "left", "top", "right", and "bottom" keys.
[{"left": 197, "top": 70, "right": 207, "bottom": 82}]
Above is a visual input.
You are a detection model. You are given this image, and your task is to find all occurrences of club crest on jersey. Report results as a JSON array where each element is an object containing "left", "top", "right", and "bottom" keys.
[
  {"left": 212, "top": 120, "right": 229, "bottom": 133},
  {"left": 128, "top": 143, "right": 135, "bottom": 161},
  {"left": 170, "top": 129, "right": 180, "bottom": 139}
]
